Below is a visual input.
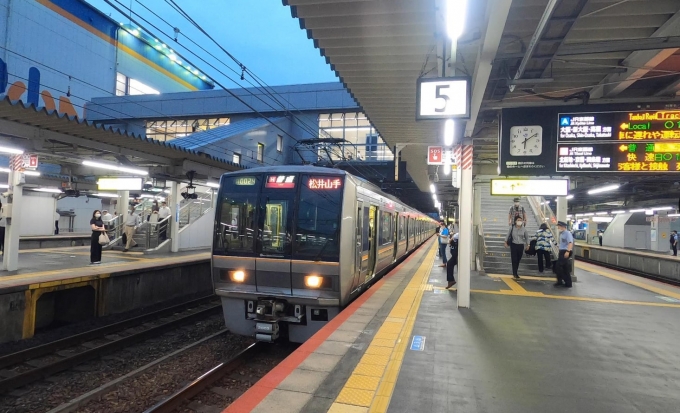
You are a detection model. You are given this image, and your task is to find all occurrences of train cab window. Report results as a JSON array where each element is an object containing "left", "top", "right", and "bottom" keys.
[
  {"left": 213, "top": 175, "right": 260, "bottom": 255},
  {"left": 258, "top": 175, "right": 297, "bottom": 257},
  {"left": 293, "top": 175, "right": 344, "bottom": 262}
]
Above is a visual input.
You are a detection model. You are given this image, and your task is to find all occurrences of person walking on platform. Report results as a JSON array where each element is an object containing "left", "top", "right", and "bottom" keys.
[
  {"left": 505, "top": 216, "right": 530, "bottom": 279},
  {"left": 54, "top": 209, "right": 60, "bottom": 235},
  {"left": 535, "top": 223, "right": 555, "bottom": 273},
  {"left": 446, "top": 232, "right": 458, "bottom": 288},
  {"left": 438, "top": 221, "right": 449, "bottom": 267},
  {"left": 158, "top": 201, "right": 171, "bottom": 240},
  {"left": 508, "top": 197, "right": 527, "bottom": 227},
  {"left": 671, "top": 230, "right": 678, "bottom": 256},
  {"left": 90, "top": 210, "right": 106, "bottom": 264},
  {"left": 555, "top": 221, "right": 574, "bottom": 288},
  {"left": 123, "top": 206, "right": 140, "bottom": 252}
]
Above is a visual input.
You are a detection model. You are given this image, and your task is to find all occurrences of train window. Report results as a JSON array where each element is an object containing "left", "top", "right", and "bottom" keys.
[
  {"left": 260, "top": 197, "right": 293, "bottom": 256},
  {"left": 379, "top": 211, "right": 393, "bottom": 245},
  {"left": 293, "top": 175, "right": 344, "bottom": 261},
  {"left": 362, "top": 206, "right": 370, "bottom": 251},
  {"left": 399, "top": 216, "right": 406, "bottom": 241},
  {"left": 213, "top": 175, "right": 261, "bottom": 255}
]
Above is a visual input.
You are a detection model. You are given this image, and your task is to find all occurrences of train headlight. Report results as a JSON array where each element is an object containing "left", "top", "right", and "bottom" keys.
[
  {"left": 231, "top": 270, "right": 246, "bottom": 282},
  {"left": 305, "top": 275, "right": 322, "bottom": 288}
]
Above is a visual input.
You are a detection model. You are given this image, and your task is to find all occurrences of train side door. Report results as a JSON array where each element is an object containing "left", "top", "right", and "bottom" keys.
[
  {"left": 393, "top": 213, "right": 399, "bottom": 261},
  {"left": 351, "top": 201, "right": 364, "bottom": 292},
  {"left": 366, "top": 205, "right": 378, "bottom": 280}
]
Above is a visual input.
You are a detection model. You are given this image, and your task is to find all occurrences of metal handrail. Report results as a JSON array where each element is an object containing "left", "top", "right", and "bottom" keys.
[
  {"left": 527, "top": 196, "right": 559, "bottom": 258},
  {"left": 178, "top": 190, "right": 214, "bottom": 229}
]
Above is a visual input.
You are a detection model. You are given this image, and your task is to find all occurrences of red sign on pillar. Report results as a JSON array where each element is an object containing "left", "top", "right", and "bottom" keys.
[{"left": 427, "top": 146, "right": 443, "bottom": 165}]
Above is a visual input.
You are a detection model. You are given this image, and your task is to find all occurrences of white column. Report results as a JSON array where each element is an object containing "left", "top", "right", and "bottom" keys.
[
  {"left": 556, "top": 196, "right": 567, "bottom": 223},
  {"left": 116, "top": 191, "right": 129, "bottom": 217},
  {"left": 2, "top": 172, "right": 23, "bottom": 271},
  {"left": 169, "top": 181, "right": 180, "bottom": 253},
  {"left": 457, "top": 143, "right": 473, "bottom": 308}
]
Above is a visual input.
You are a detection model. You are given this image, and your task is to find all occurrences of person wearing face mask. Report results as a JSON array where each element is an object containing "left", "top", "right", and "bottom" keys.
[
  {"left": 505, "top": 216, "right": 530, "bottom": 279},
  {"left": 90, "top": 210, "right": 106, "bottom": 264},
  {"left": 554, "top": 221, "right": 574, "bottom": 288},
  {"left": 508, "top": 197, "right": 527, "bottom": 227},
  {"left": 124, "top": 206, "right": 141, "bottom": 252}
]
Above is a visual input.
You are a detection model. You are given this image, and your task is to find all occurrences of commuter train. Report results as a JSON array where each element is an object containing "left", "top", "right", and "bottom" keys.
[{"left": 211, "top": 166, "right": 436, "bottom": 343}]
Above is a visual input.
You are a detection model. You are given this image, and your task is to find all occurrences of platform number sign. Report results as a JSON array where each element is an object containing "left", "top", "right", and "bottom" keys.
[{"left": 416, "top": 77, "right": 471, "bottom": 120}]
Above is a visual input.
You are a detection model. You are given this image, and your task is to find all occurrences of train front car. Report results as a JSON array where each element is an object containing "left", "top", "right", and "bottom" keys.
[{"left": 211, "top": 167, "right": 350, "bottom": 343}]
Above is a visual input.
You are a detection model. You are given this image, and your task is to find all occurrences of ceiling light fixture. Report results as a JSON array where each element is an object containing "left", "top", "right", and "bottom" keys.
[
  {"left": 566, "top": 194, "right": 574, "bottom": 200},
  {"left": 83, "top": 160, "right": 148, "bottom": 176},
  {"left": 0, "top": 146, "right": 24, "bottom": 155},
  {"left": 32, "top": 187, "right": 62, "bottom": 193},
  {"left": 587, "top": 184, "right": 620, "bottom": 195},
  {"left": 446, "top": 0, "right": 467, "bottom": 41},
  {"left": 444, "top": 119, "right": 455, "bottom": 146}
]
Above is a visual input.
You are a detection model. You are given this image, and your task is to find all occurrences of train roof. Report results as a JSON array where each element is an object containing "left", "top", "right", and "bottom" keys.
[{"left": 220, "top": 165, "right": 436, "bottom": 220}]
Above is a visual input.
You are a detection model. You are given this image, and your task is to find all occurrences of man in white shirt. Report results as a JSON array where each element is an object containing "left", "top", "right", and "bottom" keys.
[
  {"left": 124, "top": 207, "right": 140, "bottom": 252},
  {"left": 157, "top": 202, "right": 171, "bottom": 240}
]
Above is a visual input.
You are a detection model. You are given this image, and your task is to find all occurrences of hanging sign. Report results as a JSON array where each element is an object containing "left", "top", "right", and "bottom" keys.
[
  {"left": 416, "top": 77, "right": 471, "bottom": 120},
  {"left": 427, "top": 146, "right": 443, "bottom": 165}
]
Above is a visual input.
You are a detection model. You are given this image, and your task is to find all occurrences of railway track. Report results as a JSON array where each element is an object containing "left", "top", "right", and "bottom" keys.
[
  {"left": 0, "top": 297, "right": 221, "bottom": 394},
  {"left": 143, "top": 342, "right": 265, "bottom": 413}
]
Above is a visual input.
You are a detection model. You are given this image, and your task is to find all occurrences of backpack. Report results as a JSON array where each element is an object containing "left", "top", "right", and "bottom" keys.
[
  {"left": 512, "top": 206, "right": 525, "bottom": 219},
  {"left": 526, "top": 239, "right": 537, "bottom": 256}
]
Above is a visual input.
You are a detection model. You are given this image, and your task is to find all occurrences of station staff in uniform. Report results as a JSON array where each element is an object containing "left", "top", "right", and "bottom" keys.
[
  {"left": 124, "top": 207, "right": 141, "bottom": 252},
  {"left": 555, "top": 221, "right": 574, "bottom": 288}
]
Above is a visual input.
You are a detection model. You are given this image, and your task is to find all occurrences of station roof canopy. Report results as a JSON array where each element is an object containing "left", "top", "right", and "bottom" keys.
[
  {"left": 284, "top": 0, "right": 680, "bottom": 203},
  {"left": 0, "top": 97, "right": 240, "bottom": 186}
]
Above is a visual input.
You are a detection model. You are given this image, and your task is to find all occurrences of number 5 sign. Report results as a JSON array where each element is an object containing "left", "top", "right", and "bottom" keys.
[{"left": 416, "top": 77, "right": 471, "bottom": 120}]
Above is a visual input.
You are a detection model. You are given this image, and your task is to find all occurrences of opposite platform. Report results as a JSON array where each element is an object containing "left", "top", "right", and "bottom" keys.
[{"left": 225, "top": 239, "right": 680, "bottom": 413}]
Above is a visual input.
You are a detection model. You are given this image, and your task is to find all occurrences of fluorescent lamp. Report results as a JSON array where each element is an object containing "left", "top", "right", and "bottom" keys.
[
  {"left": 588, "top": 184, "right": 619, "bottom": 195},
  {"left": 430, "top": 183, "right": 435, "bottom": 193},
  {"left": 595, "top": 212, "right": 608, "bottom": 215},
  {"left": 629, "top": 209, "right": 645, "bottom": 213},
  {"left": 0, "top": 146, "right": 24, "bottom": 155},
  {"left": 92, "top": 193, "right": 119, "bottom": 198},
  {"left": 0, "top": 167, "right": 10, "bottom": 173},
  {"left": 97, "top": 177, "right": 143, "bottom": 191},
  {"left": 668, "top": 214, "right": 680, "bottom": 217},
  {"left": 32, "top": 187, "right": 62, "bottom": 193},
  {"left": 592, "top": 217, "right": 613, "bottom": 223},
  {"left": 583, "top": 213, "right": 595, "bottom": 216},
  {"left": 446, "top": 0, "right": 467, "bottom": 41},
  {"left": 611, "top": 210, "right": 626, "bottom": 214},
  {"left": 645, "top": 210, "right": 654, "bottom": 216},
  {"left": 444, "top": 119, "right": 455, "bottom": 146},
  {"left": 0, "top": 184, "right": 8, "bottom": 189},
  {"left": 206, "top": 182, "right": 220, "bottom": 188},
  {"left": 652, "top": 206, "right": 673, "bottom": 211},
  {"left": 23, "top": 171, "right": 40, "bottom": 176},
  {"left": 83, "top": 160, "right": 148, "bottom": 176},
  {"left": 566, "top": 194, "right": 574, "bottom": 200}
]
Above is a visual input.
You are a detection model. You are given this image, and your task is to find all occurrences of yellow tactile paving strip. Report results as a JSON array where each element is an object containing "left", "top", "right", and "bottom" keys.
[{"left": 329, "top": 243, "right": 438, "bottom": 413}]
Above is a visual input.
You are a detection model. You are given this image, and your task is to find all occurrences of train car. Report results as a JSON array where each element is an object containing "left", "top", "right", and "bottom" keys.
[{"left": 211, "top": 166, "right": 436, "bottom": 343}]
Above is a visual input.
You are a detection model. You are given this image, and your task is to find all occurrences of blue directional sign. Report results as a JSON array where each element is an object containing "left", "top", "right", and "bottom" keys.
[
  {"left": 410, "top": 335, "right": 426, "bottom": 351},
  {"left": 560, "top": 116, "right": 571, "bottom": 126}
]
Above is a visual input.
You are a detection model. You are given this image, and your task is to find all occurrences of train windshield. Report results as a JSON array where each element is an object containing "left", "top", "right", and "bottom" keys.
[
  {"left": 294, "top": 175, "right": 343, "bottom": 262},
  {"left": 213, "top": 173, "right": 343, "bottom": 261},
  {"left": 213, "top": 175, "right": 260, "bottom": 256}
]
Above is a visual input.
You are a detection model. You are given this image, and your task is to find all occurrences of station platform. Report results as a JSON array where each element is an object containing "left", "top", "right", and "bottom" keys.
[
  {"left": 0, "top": 247, "right": 211, "bottom": 343},
  {"left": 225, "top": 240, "right": 680, "bottom": 413}
]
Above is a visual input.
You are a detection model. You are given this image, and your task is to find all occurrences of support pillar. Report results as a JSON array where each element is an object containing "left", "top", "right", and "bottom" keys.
[
  {"left": 457, "top": 143, "right": 473, "bottom": 308},
  {"left": 556, "top": 196, "right": 567, "bottom": 224},
  {"left": 3, "top": 171, "right": 23, "bottom": 271},
  {"left": 116, "top": 191, "right": 129, "bottom": 217},
  {"left": 169, "top": 181, "right": 180, "bottom": 253}
]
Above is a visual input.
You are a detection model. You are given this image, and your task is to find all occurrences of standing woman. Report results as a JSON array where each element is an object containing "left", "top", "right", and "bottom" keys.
[
  {"left": 504, "top": 216, "right": 530, "bottom": 279},
  {"left": 90, "top": 210, "right": 106, "bottom": 265},
  {"left": 535, "top": 223, "right": 555, "bottom": 273}
]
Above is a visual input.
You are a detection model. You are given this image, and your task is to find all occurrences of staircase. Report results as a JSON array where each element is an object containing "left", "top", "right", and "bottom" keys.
[{"left": 479, "top": 183, "right": 544, "bottom": 276}]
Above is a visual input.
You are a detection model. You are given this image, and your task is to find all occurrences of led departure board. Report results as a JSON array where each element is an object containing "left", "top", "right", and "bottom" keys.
[{"left": 556, "top": 109, "right": 680, "bottom": 173}]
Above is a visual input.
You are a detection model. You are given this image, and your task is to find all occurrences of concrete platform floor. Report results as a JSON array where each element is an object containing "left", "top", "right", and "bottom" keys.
[
  {"left": 227, "top": 240, "right": 680, "bottom": 413},
  {"left": 0, "top": 247, "right": 209, "bottom": 291}
]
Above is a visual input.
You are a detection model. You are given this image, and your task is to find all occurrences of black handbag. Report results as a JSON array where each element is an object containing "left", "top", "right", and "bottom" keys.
[{"left": 506, "top": 227, "right": 513, "bottom": 244}]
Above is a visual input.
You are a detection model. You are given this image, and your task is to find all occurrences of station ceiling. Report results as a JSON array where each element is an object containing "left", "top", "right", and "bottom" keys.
[{"left": 284, "top": 0, "right": 680, "bottom": 212}]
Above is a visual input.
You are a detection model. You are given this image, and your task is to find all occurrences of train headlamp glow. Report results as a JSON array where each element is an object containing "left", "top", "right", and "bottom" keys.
[
  {"left": 231, "top": 270, "right": 246, "bottom": 282},
  {"left": 305, "top": 275, "right": 322, "bottom": 288}
]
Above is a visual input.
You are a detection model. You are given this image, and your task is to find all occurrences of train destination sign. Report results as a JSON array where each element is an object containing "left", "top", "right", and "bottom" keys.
[{"left": 308, "top": 177, "right": 342, "bottom": 190}]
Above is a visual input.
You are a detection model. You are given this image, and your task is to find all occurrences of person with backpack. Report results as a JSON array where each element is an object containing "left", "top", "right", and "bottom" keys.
[
  {"left": 446, "top": 232, "right": 458, "bottom": 289},
  {"left": 535, "top": 223, "right": 556, "bottom": 273},
  {"left": 508, "top": 198, "right": 527, "bottom": 227}
]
